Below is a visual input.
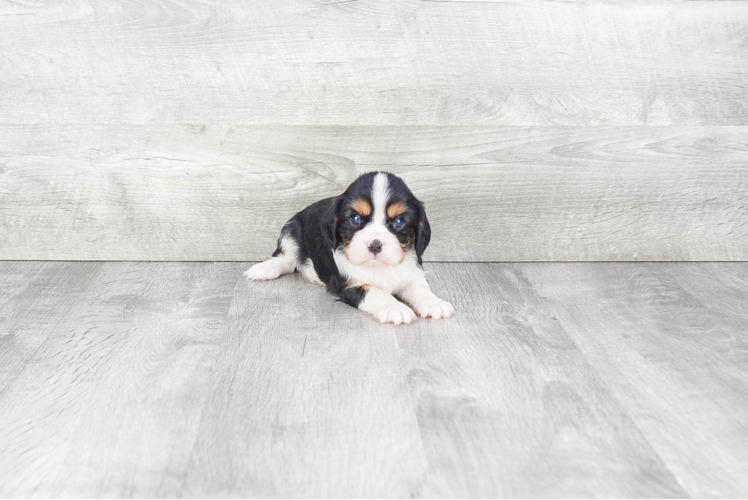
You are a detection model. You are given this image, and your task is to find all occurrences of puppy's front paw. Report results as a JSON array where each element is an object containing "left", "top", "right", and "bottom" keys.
[
  {"left": 414, "top": 296, "right": 454, "bottom": 320},
  {"left": 373, "top": 301, "right": 417, "bottom": 325}
]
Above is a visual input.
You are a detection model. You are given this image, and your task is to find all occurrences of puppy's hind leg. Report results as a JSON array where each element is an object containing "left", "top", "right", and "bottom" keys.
[{"left": 244, "top": 229, "right": 301, "bottom": 281}]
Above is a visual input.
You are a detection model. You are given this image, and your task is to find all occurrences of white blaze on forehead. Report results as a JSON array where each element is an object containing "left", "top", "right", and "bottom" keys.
[
  {"left": 371, "top": 172, "right": 390, "bottom": 225},
  {"left": 345, "top": 172, "right": 402, "bottom": 266}
]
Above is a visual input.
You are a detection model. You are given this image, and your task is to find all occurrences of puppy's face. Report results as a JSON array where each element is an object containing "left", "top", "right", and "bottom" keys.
[{"left": 322, "top": 172, "right": 430, "bottom": 266}]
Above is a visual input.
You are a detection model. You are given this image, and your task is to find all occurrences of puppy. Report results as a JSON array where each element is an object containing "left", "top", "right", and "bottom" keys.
[{"left": 244, "top": 171, "right": 454, "bottom": 325}]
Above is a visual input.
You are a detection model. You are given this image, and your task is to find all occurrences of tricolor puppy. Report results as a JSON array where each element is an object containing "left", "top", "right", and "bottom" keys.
[{"left": 245, "top": 171, "right": 454, "bottom": 325}]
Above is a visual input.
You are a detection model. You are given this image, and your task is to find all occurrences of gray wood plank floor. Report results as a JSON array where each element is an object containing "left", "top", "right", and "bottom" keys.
[{"left": 1, "top": 262, "right": 747, "bottom": 497}]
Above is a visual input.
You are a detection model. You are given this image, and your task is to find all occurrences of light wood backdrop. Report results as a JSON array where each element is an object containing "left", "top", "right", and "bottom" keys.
[{"left": 1, "top": 0, "right": 747, "bottom": 261}]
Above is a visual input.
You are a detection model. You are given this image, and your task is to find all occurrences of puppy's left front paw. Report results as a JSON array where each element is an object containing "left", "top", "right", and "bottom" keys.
[{"left": 414, "top": 297, "right": 454, "bottom": 320}]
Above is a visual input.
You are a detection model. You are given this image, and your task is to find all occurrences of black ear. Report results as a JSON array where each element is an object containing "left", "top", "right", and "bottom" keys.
[
  {"left": 321, "top": 196, "right": 344, "bottom": 249},
  {"left": 414, "top": 199, "right": 431, "bottom": 264}
]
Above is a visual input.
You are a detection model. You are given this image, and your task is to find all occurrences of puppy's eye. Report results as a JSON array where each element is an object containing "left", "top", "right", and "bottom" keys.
[
  {"left": 350, "top": 214, "right": 361, "bottom": 225},
  {"left": 393, "top": 217, "right": 404, "bottom": 229}
]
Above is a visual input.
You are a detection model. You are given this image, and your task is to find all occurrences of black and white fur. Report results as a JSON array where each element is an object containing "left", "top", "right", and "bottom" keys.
[{"left": 244, "top": 171, "right": 454, "bottom": 325}]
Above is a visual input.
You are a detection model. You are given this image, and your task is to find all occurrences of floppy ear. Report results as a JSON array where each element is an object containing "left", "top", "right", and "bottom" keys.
[
  {"left": 414, "top": 199, "right": 431, "bottom": 264},
  {"left": 321, "top": 197, "right": 344, "bottom": 249}
]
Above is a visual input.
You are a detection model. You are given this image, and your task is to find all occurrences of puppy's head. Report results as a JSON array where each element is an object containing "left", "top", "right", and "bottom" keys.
[{"left": 321, "top": 172, "right": 430, "bottom": 266}]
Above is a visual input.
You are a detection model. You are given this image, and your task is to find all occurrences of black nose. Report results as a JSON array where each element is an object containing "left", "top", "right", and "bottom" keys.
[{"left": 368, "top": 239, "right": 382, "bottom": 255}]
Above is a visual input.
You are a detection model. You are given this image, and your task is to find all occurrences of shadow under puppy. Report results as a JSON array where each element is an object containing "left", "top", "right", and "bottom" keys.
[{"left": 245, "top": 171, "right": 454, "bottom": 325}]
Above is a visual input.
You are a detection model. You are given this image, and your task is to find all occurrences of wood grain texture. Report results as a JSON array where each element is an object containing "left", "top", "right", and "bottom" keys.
[
  {"left": 1, "top": 0, "right": 747, "bottom": 125},
  {"left": 181, "top": 272, "right": 426, "bottom": 497},
  {"left": 397, "top": 263, "right": 686, "bottom": 497},
  {"left": 2, "top": 125, "right": 746, "bottom": 261},
  {"left": 2, "top": 0, "right": 747, "bottom": 261},
  {"left": 521, "top": 262, "right": 748, "bottom": 497},
  {"left": 0, "top": 262, "right": 102, "bottom": 395},
  {"left": 1, "top": 262, "right": 748, "bottom": 496},
  {"left": 0, "top": 262, "right": 243, "bottom": 497}
]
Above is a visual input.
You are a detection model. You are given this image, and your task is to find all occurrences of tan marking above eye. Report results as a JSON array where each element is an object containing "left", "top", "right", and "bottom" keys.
[
  {"left": 387, "top": 202, "right": 407, "bottom": 219},
  {"left": 351, "top": 198, "right": 372, "bottom": 217}
]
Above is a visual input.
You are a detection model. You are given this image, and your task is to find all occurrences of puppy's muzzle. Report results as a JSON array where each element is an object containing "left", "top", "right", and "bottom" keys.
[{"left": 368, "top": 239, "right": 382, "bottom": 255}]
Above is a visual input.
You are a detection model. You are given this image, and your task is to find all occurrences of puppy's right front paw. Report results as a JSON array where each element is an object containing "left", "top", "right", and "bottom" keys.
[{"left": 372, "top": 301, "right": 417, "bottom": 325}]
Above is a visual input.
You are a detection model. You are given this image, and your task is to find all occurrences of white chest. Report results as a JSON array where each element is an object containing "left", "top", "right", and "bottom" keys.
[{"left": 333, "top": 250, "right": 423, "bottom": 294}]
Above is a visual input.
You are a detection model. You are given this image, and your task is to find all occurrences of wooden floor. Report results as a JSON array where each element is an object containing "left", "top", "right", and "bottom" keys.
[{"left": 1, "top": 262, "right": 747, "bottom": 498}]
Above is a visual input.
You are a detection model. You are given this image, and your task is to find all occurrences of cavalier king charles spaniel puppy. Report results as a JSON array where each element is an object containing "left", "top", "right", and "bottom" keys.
[{"left": 245, "top": 171, "right": 454, "bottom": 325}]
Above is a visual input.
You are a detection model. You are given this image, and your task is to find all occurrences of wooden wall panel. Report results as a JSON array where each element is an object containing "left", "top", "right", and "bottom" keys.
[
  {"left": 1, "top": 0, "right": 747, "bottom": 126},
  {"left": 1, "top": 0, "right": 746, "bottom": 260},
  {"left": 1, "top": 125, "right": 746, "bottom": 261}
]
